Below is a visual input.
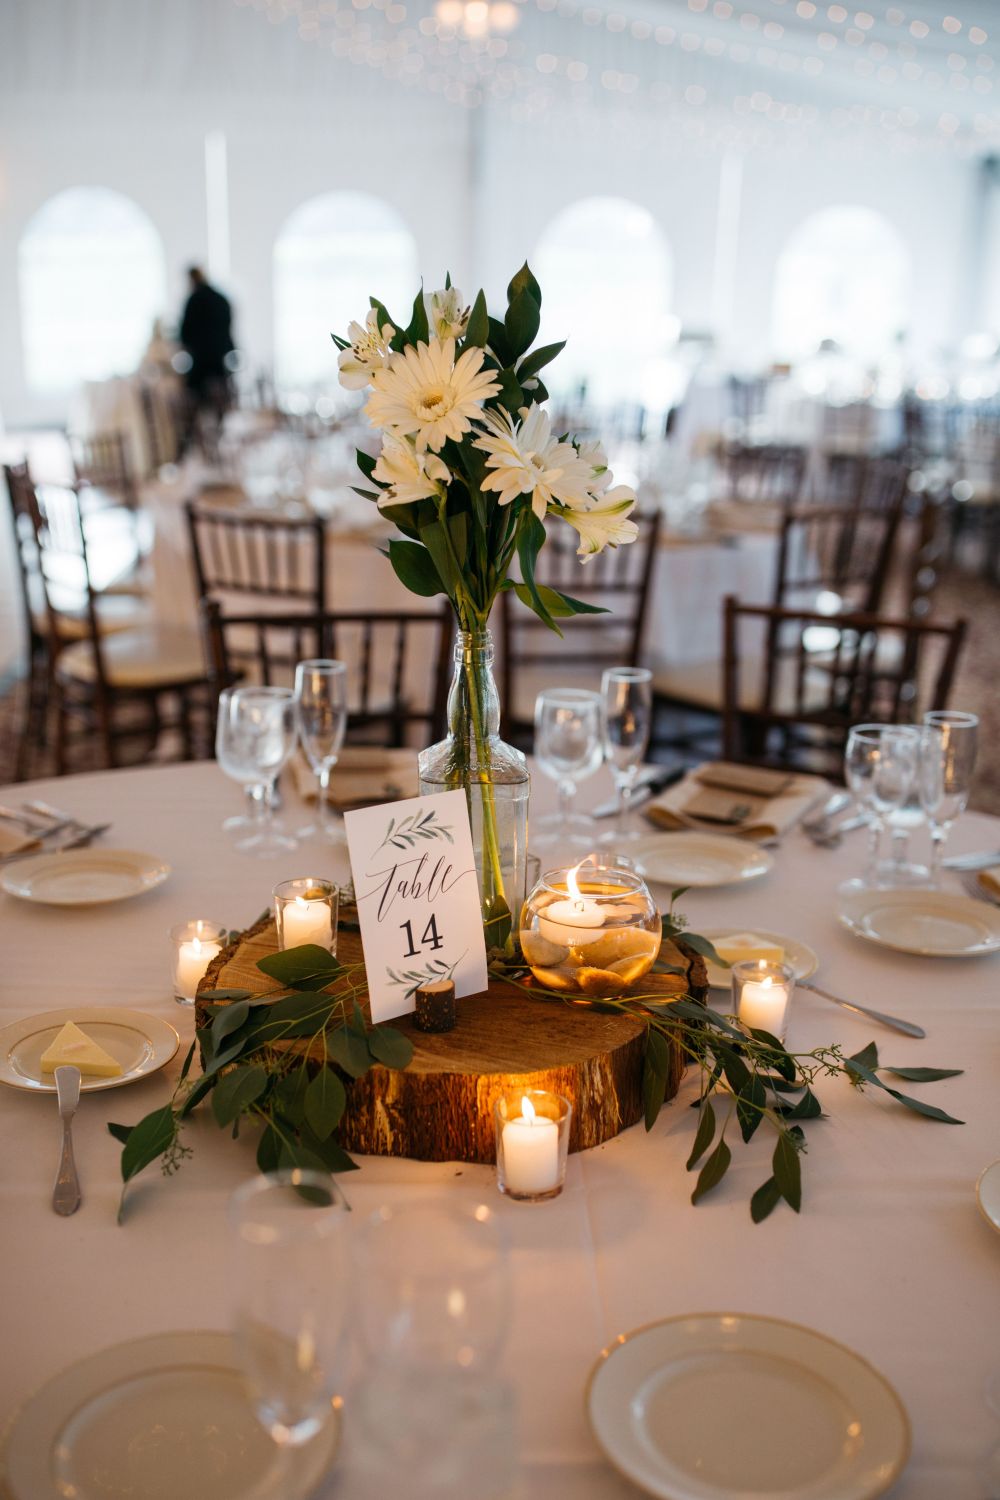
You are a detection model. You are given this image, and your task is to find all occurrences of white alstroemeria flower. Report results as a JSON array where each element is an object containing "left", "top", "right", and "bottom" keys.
[
  {"left": 337, "top": 309, "right": 395, "bottom": 390},
  {"left": 426, "top": 286, "right": 470, "bottom": 341},
  {"left": 576, "top": 437, "right": 612, "bottom": 495},
  {"left": 474, "top": 405, "right": 594, "bottom": 520},
  {"left": 366, "top": 338, "right": 500, "bottom": 452},
  {"left": 561, "top": 486, "right": 640, "bottom": 561},
  {"left": 373, "top": 435, "right": 451, "bottom": 508}
]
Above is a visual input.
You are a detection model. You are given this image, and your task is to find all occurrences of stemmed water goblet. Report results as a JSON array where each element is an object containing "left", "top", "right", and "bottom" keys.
[
  {"left": 918, "top": 710, "right": 978, "bottom": 889},
  {"left": 215, "top": 686, "right": 264, "bottom": 837},
  {"left": 599, "top": 666, "right": 653, "bottom": 845},
  {"left": 532, "top": 688, "right": 603, "bottom": 849},
  {"left": 294, "top": 659, "right": 348, "bottom": 844},
  {"left": 842, "top": 723, "right": 920, "bottom": 891},
  {"left": 216, "top": 685, "right": 298, "bottom": 855}
]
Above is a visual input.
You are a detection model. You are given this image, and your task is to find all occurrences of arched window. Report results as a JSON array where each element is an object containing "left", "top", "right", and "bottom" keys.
[
  {"left": 772, "top": 207, "right": 911, "bottom": 362},
  {"left": 19, "top": 188, "right": 166, "bottom": 395},
  {"left": 273, "top": 193, "right": 419, "bottom": 389},
  {"left": 533, "top": 198, "right": 677, "bottom": 407}
]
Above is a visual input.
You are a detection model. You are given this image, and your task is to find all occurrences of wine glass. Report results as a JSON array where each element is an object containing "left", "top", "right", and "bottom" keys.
[
  {"left": 215, "top": 686, "right": 266, "bottom": 837},
  {"left": 533, "top": 688, "right": 603, "bottom": 848},
  {"left": 600, "top": 666, "right": 653, "bottom": 844},
  {"left": 295, "top": 659, "right": 348, "bottom": 843},
  {"left": 918, "top": 711, "right": 978, "bottom": 888},
  {"left": 842, "top": 723, "right": 920, "bottom": 891},
  {"left": 229, "top": 1170, "right": 351, "bottom": 1448},
  {"left": 227, "top": 686, "right": 298, "bottom": 856}
]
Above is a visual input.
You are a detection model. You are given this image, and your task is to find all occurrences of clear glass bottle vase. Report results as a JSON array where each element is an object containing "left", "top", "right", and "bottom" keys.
[{"left": 418, "top": 629, "right": 529, "bottom": 953}]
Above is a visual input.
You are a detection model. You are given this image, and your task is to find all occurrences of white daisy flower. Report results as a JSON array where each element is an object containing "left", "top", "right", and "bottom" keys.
[
  {"left": 426, "top": 286, "right": 470, "bottom": 341},
  {"left": 561, "top": 486, "right": 639, "bottom": 561},
  {"left": 366, "top": 338, "right": 500, "bottom": 453},
  {"left": 474, "top": 405, "right": 595, "bottom": 520},
  {"left": 373, "top": 435, "right": 451, "bottom": 509},
  {"left": 337, "top": 309, "right": 395, "bottom": 390}
]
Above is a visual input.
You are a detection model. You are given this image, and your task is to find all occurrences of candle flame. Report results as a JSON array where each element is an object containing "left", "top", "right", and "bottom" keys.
[
  {"left": 760, "top": 975, "right": 772, "bottom": 990},
  {"left": 191, "top": 937, "right": 202, "bottom": 957},
  {"left": 565, "top": 854, "right": 598, "bottom": 906},
  {"left": 295, "top": 895, "right": 309, "bottom": 911},
  {"left": 521, "top": 1095, "right": 536, "bottom": 1124}
]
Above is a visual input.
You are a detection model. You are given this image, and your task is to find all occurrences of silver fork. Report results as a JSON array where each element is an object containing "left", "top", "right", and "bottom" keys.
[
  {"left": 959, "top": 870, "right": 1000, "bottom": 906},
  {"left": 53, "top": 1066, "right": 82, "bottom": 1216}
]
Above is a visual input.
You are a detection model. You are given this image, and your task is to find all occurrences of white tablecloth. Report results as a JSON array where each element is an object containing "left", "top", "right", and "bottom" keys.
[{"left": 2, "top": 762, "right": 996, "bottom": 1498}]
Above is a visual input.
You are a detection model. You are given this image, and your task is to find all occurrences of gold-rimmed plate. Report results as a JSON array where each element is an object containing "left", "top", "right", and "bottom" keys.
[
  {"left": 630, "top": 834, "right": 774, "bottom": 889},
  {"left": 699, "top": 929, "right": 819, "bottom": 991},
  {"left": 586, "top": 1312, "right": 909, "bottom": 1500},
  {"left": 0, "top": 1008, "right": 179, "bottom": 1093},
  {"left": 0, "top": 848, "right": 171, "bottom": 906}
]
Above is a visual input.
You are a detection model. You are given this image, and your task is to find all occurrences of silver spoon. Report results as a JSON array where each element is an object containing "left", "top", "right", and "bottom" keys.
[
  {"left": 799, "top": 981, "right": 926, "bottom": 1038},
  {"left": 53, "top": 1066, "right": 82, "bottom": 1216}
]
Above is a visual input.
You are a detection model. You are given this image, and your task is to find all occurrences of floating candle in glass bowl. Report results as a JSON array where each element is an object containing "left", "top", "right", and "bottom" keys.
[
  {"left": 170, "top": 920, "right": 225, "bottom": 1005},
  {"left": 495, "top": 1090, "right": 571, "bottom": 1201},
  {"left": 520, "top": 856, "right": 661, "bottom": 997},
  {"left": 732, "top": 959, "right": 795, "bottom": 1041},
  {"left": 273, "top": 877, "right": 339, "bottom": 954}
]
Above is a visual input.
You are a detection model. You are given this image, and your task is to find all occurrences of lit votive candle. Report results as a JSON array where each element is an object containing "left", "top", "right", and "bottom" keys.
[
  {"left": 170, "top": 920, "right": 225, "bottom": 1006},
  {"left": 733, "top": 959, "right": 795, "bottom": 1041},
  {"left": 536, "top": 859, "right": 608, "bottom": 948},
  {"left": 495, "top": 1090, "right": 572, "bottom": 1202},
  {"left": 273, "top": 878, "right": 339, "bottom": 954}
]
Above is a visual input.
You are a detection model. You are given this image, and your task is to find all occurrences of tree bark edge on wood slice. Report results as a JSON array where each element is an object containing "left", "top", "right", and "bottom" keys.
[{"left": 198, "top": 915, "right": 707, "bottom": 1165}]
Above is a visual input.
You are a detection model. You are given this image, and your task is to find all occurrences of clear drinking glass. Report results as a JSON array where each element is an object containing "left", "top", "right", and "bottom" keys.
[
  {"left": 294, "top": 659, "right": 348, "bottom": 843},
  {"left": 225, "top": 687, "right": 298, "bottom": 856},
  {"left": 918, "top": 711, "right": 979, "bottom": 888},
  {"left": 533, "top": 688, "right": 603, "bottom": 847},
  {"left": 229, "top": 1170, "right": 351, "bottom": 1448},
  {"left": 843, "top": 723, "right": 920, "bottom": 891},
  {"left": 600, "top": 666, "right": 653, "bottom": 844},
  {"left": 215, "top": 687, "right": 266, "bottom": 836}
]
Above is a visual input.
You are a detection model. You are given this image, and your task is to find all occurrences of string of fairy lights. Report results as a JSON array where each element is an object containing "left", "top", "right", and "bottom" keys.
[{"left": 234, "top": 0, "right": 998, "bottom": 147}]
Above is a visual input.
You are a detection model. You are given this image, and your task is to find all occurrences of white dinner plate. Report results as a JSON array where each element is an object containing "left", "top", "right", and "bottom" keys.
[
  {"left": 587, "top": 1312, "right": 909, "bottom": 1500},
  {"left": 838, "top": 889, "right": 1000, "bottom": 958},
  {"left": 630, "top": 833, "right": 774, "bottom": 889},
  {"left": 699, "top": 929, "right": 819, "bottom": 990},
  {"left": 977, "top": 1161, "right": 1000, "bottom": 1235},
  {"left": 0, "top": 1008, "right": 179, "bottom": 1093},
  {"left": 0, "top": 1330, "right": 339, "bottom": 1500},
  {"left": 0, "top": 848, "right": 171, "bottom": 906}
]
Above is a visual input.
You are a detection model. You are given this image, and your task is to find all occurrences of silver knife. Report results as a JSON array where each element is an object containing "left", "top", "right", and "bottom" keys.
[
  {"left": 943, "top": 851, "right": 1000, "bottom": 872},
  {"left": 0, "top": 823, "right": 111, "bottom": 866},
  {"left": 53, "top": 1066, "right": 82, "bottom": 1216},
  {"left": 592, "top": 767, "right": 686, "bottom": 820},
  {"left": 799, "top": 981, "right": 926, "bottom": 1038}
]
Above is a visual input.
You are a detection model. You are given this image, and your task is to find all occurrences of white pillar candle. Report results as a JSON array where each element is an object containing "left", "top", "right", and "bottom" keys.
[
  {"left": 281, "top": 894, "right": 334, "bottom": 951},
  {"left": 501, "top": 1097, "right": 560, "bottom": 1195},
  {"left": 738, "top": 975, "right": 790, "bottom": 1037},
  {"left": 536, "top": 859, "right": 608, "bottom": 947},
  {"left": 174, "top": 935, "right": 222, "bottom": 1001}
]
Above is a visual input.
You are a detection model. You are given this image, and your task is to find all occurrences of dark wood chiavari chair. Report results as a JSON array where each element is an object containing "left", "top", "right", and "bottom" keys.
[
  {"left": 717, "top": 441, "right": 808, "bottom": 511},
  {"left": 200, "top": 600, "right": 453, "bottom": 748},
  {"left": 498, "top": 511, "right": 661, "bottom": 742},
  {"left": 185, "top": 499, "right": 327, "bottom": 614},
  {"left": 69, "top": 430, "right": 139, "bottom": 511},
  {"left": 721, "top": 595, "right": 967, "bottom": 778}
]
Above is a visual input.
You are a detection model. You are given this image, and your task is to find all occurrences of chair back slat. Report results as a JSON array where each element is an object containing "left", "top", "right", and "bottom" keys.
[{"left": 185, "top": 499, "right": 327, "bottom": 610}]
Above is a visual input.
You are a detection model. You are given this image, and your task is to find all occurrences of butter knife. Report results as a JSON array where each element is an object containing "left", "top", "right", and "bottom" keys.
[
  {"left": 799, "top": 981, "right": 926, "bottom": 1039},
  {"left": 592, "top": 766, "right": 686, "bottom": 820},
  {"left": 53, "top": 1066, "right": 82, "bottom": 1216}
]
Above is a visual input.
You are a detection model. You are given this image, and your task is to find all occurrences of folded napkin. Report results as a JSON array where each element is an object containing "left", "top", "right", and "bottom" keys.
[
  {"left": 0, "top": 823, "right": 39, "bottom": 859},
  {"left": 978, "top": 871, "right": 1000, "bottom": 903},
  {"left": 290, "top": 747, "right": 419, "bottom": 811},
  {"left": 646, "top": 762, "right": 831, "bottom": 840}
]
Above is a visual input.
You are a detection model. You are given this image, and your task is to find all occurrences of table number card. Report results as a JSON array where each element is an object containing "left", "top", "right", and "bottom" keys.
[{"left": 344, "top": 789, "right": 489, "bottom": 1023}]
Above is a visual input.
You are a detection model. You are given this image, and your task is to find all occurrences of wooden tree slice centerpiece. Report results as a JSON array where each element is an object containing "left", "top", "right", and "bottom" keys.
[{"left": 197, "top": 917, "right": 707, "bottom": 1165}]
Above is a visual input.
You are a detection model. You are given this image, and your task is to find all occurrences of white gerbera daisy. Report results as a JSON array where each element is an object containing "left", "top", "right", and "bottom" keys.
[
  {"left": 474, "top": 406, "right": 595, "bottom": 520},
  {"left": 426, "top": 286, "right": 470, "bottom": 341},
  {"left": 561, "top": 486, "right": 639, "bottom": 562},
  {"left": 373, "top": 435, "right": 451, "bottom": 509},
  {"left": 366, "top": 338, "right": 500, "bottom": 452},
  {"left": 337, "top": 309, "right": 395, "bottom": 390}
]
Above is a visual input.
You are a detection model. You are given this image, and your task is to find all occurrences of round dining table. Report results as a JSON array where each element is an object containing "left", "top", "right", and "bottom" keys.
[{"left": 0, "top": 757, "right": 997, "bottom": 1499}]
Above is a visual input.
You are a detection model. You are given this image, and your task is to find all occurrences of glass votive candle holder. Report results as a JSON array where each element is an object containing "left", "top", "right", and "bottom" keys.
[
  {"left": 494, "top": 1089, "right": 572, "bottom": 1202},
  {"left": 170, "top": 920, "right": 226, "bottom": 1005},
  {"left": 273, "top": 878, "right": 339, "bottom": 953},
  {"left": 732, "top": 959, "right": 795, "bottom": 1041},
  {"left": 519, "top": 857, "right": 661, "bottom": 997}
]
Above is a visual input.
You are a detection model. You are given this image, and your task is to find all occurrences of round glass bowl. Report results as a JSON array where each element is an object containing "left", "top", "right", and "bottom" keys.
[{"left": 519, "top": 860, "right": 662, "bottom": 996}]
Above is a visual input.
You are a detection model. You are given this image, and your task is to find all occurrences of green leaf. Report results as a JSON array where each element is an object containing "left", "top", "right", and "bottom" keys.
[
  {"left": 304, "top": 1068, "right": 348, "bottom": 1141},
  {"left": 406, "top": 284, "right": 429, "bottom": 345},
  {"left": 257, "top": 945, "right": 342, "bottom": 992},
  {"left": 517, "top": 340, "right": 565, "bottom": 380},
  {"left": 299, "top": 1129, "right": 360, "bottom": 1174},
  {"left": 686, "top": 1098, "right": 716, "bottom": 1170},
  {"left": 750, "top": 1176, "right": 783, "bottom": 1224},
  {"left": 747, "top": 1030, "right": 797, "bottom": 1082},
  {"left": 717, "top": 1042, "right": 751, "bottom": 1100},
  {"left": 368, "top": 1026, "right": 414, "bottom": 1069},
  {"left": 256, "top": 1123, "right": 281, "bottom": 1173},
  {"left": 418, "top": 517, "right": 461, "bottom": 598},
  {"left": 517, "top": 512, "right": 561, "bottom": 635},
  {"left": 676, "top": 931, "right": 728, "bottom": 967},
  {"left": 781, "top": 1086, "right": 823, "bottom": 1121},
  {"left": 177, "top": 1070, "right": 218, "bottom": 1117},
  {"left": 386, "top": 538, "right": 445, "bottom": 598},
  {"left": 845, "top": 1053, "right": 965, "bottom": 1124},
  {"left": 504, "top": 289, "right": 541, "bottom": 359},
  {"left": 326, "top": 1025, "right": 371, "bottom": 1080},
  {"left": 356, "top": 449, "right": 378, "bottom": 482},
  {"left": 211, "top": 1064, "right": 268, "bottom": 1128},
  {"left": 773, "top": 1129, "right": 803, "bottom": 1213},
  {"left": 178, "top": 1040, "right": 196, "bottom": 1083},
  {"left": 464, "top": 289, "right": 489, "bottom": 348},
  {"left": 849, "top": 1041, "right": 880, "bottom": 1072},
  {"left": 642, "top": 1052, "right": 666, "bottom": 1131},
  {"left": 120, "top": 1105, "right": 176, "bottom": 1185},
  {"left": 487, "top": 317, "right": 512, "bottom": 367},
  {"left": 272, "top": 1070, "right": 310, "bottom": 1127},
  {"left": 210, "top": 999, "right": 250, "bottom": 1048},
  {"left": 278, "top": 1139, "right": 335, "bottom": 1177},
  {"left": 884, "top": 1066, "right": 964, "bottom": 1083},
  {"left": 107, "top": 1120, "right": 133, "bottom": 1146},
  {"left": 691, "top": 1137, "right": 732, "bottom": 1205},
  {"left": 369, "top": 298, "right": 400, "bottom": 348},
  {"left": 509, "top": 582, "right": 607, "bottom": 620},
  {"left": 493, "top": 367, "right": 525, "bottom": 416},
  {"left": 507, "top": 262, "right": 542, "bottom": 309},
  {"left": 736, "top": 1072, "right": 767, "bottom": 1144},
  {"left": 197, "top": 988, "right": 251, "bottom": 1003}
]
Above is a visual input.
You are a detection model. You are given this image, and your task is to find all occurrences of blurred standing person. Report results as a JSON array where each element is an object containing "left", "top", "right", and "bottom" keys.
[{"left": 178, "top": 266, "right": 235, "bottom": 454}]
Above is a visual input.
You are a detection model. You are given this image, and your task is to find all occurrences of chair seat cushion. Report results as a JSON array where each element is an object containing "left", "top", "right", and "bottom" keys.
[
  {"left": 654, "top": 655, "right": 832, "bottom": 715},
  {"left": 57, "top": 627, "right": 204, "bottom": 689},
  {"left": 33, "top": 594, "right": 151, "bottom": 643}
]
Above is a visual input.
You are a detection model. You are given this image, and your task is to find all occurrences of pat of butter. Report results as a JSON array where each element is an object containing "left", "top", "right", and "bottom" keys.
[
  {"left": 40, "top": 1020, "right": 122, "bottom": 1077},
  {"left": 714, "top": 933, "right": 785, "bottom": 966}
]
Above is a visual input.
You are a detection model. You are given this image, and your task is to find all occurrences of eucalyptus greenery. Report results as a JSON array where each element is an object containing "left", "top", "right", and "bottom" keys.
[{"left": 110, "top": 904, "right": 963, "bottom": 1225}]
